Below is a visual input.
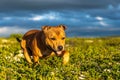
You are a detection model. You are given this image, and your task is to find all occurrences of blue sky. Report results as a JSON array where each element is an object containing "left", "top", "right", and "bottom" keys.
[{"left": 0, "top": 0, "right": 120, "bottom": 37}]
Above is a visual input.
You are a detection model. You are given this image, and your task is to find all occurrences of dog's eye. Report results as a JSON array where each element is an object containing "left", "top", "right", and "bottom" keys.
[
  {"left": 50, "top": 38, "right": 56, "bottom": 40},
  {"left": 62, "top": 37, "right": 65, "bottom": 40}
]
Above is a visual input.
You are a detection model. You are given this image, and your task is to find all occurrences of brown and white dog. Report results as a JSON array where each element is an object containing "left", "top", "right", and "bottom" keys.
[{"left": 17, "top": 25, "right": 69, "bottom": 65}]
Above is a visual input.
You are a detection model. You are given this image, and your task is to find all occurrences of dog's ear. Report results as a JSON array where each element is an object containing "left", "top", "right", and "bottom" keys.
[
  {"left": 59, "top": 25, "right": 67, "bottom": 30},
  {"left": 42, "top": 26, "right": 51, "bottom": 31}
]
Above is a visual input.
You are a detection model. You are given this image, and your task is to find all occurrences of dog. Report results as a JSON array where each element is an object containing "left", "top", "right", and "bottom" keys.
[{"left": 17, "top": 25, "right": 69, "bottom": 65}]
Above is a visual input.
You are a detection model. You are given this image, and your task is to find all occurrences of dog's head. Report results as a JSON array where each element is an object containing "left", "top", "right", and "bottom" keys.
[{"left": 42, "top": 25, "right": 67, "bottom": 56}]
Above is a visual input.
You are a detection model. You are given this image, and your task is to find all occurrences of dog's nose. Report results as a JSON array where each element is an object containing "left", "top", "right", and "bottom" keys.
[{"left": 58, "top": 45, "right": 63, "bottom": 51}]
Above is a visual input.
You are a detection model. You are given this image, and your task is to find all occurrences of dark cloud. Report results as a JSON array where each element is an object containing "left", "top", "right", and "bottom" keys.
[
  {"left": 0, "top": 0, "right": 120, "bottom": 37},
  {"left": 0, "top": 9, "right": 120, "bottom": 28},
  {"left": 0, "top": 0, "right": 120, "bottom": 12}
]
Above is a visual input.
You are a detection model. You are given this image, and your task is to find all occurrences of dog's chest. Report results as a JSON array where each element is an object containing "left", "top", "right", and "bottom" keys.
[{"left": 42, "top": 50, "right": 52, "bottom": 57}]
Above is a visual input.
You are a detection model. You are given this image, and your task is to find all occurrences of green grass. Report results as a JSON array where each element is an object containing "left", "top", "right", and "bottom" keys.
[{"left": 0, "top": 35, "right": 120, "bottom": 80}]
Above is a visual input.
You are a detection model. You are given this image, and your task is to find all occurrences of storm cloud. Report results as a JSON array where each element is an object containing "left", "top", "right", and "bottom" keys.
[
  {"left": 0, "top": 0, "right": 120, "bottom": 11},
  {"left": 0, "top": 0, "right": 120, "bottom": 37}
]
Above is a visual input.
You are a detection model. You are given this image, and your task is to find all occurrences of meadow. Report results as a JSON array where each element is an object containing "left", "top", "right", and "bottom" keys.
[{"left": 0, "top": 34, "right": 120, "bottom": 80}]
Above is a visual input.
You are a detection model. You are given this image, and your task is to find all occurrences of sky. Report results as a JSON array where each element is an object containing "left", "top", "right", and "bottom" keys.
[{"left": 0, "top": 0, "right": 120, "bottom": 37}]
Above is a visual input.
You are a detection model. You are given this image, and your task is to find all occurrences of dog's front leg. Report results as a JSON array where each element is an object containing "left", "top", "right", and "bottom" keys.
[
  {"left": 33, "top": 55, "right": 39, "bottom": 63},
  {"left": 62, "top": 51, "right": 69, "bottom": 65}
]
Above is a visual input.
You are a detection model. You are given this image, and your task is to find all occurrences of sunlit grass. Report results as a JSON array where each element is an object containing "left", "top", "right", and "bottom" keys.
[{"left": 0, "top": 34, "right": 120, "bottom": 80}]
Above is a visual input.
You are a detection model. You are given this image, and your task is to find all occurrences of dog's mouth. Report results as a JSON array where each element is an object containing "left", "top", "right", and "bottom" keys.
[
  {"left": 46, "top": 45, "right": 63, "bottom": 56},
  {"left": 55, "top": 51, "right": 62, "bottom": 56}
]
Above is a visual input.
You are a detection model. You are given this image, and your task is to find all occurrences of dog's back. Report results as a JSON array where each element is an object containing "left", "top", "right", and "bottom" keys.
[{"left": 22, "top": 30, "right": 40, "bottom": 40}]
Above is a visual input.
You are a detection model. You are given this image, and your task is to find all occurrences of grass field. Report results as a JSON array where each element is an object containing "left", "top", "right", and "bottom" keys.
[{"left": 0, "top": 34, "right": 120, "bottom": 80}]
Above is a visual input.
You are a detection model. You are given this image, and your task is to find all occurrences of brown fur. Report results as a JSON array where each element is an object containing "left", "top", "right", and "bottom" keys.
[{"left": 19, "top": 25, "right": 69, "bottom": 64}]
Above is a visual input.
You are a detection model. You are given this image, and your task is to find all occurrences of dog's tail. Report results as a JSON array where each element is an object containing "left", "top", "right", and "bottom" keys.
[{"left": 16, "top": 37, "right": 21, "bottom": 42}]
